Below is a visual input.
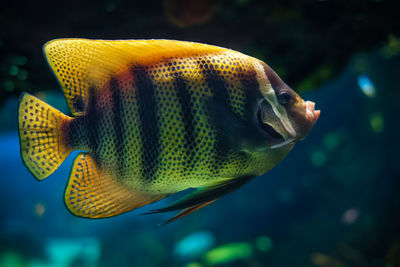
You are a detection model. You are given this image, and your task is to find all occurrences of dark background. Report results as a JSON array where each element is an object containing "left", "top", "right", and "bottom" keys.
[
  {"left": 2, "top": 0, "right": 400, "bottom": 104},
  {"left": 1, "top": 0, "right": 400, "bottom": 266}
]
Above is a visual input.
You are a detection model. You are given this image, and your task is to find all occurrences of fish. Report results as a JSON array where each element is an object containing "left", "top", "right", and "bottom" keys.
[{"left": 17, "top": 39, "right": 320, "bottom": 224}]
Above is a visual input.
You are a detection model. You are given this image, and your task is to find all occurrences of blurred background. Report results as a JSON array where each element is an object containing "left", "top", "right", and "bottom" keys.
[{"left": 1, "top": 0, "right": 400, "bottom": 266}]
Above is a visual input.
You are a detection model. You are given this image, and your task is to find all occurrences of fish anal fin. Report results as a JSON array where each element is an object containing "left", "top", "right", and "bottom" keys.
[
  {"left": 65, "top": 152, "right": 165, "bottom": 218},
  {"left": 145, "top": 175, "right": 254, "bottom": 223}
]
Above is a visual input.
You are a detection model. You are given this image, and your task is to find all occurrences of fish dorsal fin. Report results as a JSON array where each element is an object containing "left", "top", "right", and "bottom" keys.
[
  {"left": 144, "top": 175, "right": 253, "bottom": 224},
  {"left": 64, "top": 152, "right": 166, "bottom": 218},
  {"left": 43, "top": 39, "right": 230, "bottom": 116}
]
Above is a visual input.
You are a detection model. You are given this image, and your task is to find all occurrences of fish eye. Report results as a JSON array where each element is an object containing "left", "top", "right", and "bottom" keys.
[{"left": 277, "top": 91, "right": 291, "bottom": 105}]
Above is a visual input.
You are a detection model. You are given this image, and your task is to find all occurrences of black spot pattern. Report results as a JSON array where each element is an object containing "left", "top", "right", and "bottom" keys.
[
  {"left": 133, "top": 67, "right": 160, "bottom": 182},
  {"left": 174, "top": 76, "right": 197, "bottom": 173},
  {"left": 85, "top": 87, "right": 101, "bottom": 161},
  {"left": 110, "top": 78, "right": 125, "bottom": 176}
]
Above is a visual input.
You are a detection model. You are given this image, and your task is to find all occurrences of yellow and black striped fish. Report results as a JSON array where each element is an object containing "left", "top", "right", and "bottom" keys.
[{"left": 18, "top": 39, "right": 320, "bottom": 224}]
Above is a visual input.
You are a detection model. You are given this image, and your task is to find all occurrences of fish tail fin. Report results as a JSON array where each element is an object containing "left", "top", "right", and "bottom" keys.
[{"left": 18, "top": 92, "right": 73, "bottom": 180}]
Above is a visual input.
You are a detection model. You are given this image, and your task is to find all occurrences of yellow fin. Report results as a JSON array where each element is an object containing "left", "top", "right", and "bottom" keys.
[
  {"left": 43, "top": 39, "right": 231, "bottom": 115},
  {"left": 65, "top": 152, "right": 166, "bottom": 218},
  {"left": 18, "top": 93, "right": 72, "bottom": 180}
]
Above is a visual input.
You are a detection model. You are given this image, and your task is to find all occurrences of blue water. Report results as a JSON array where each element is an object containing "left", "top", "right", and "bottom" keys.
[{"left": 0, "top": 50, "right": 399, "bottom": 266}]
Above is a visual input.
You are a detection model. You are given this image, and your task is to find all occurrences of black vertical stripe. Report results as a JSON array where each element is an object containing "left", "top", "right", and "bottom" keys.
[
  {"left": 207, "top": 77, "right": 229, "bottom": 105},
  {"left": 174, "top": 76, "right": 196, "bottom": 173},
  {"left": 110, "top": 78, "right": 125, "bottom": 176},
  {"left": 200, "top": 62, "right": 231, "bottom": 109},
  {"left": 67, "top": 116, "right": 86, "bottom": 150},
  {"left": 132, "top": 67, "right": 159, "bottom": 181},
  {"left": 70, "top": 94, "right": 85, "bottom": 113},
  {"left": 198, "top": 61, "right": 232, "bottom": 176},
  {"left": 241, "top": 70, "right": 261, "bottom": 121},
  {"left": 85, "top": 87, "right": 100, "bottom": 162}
]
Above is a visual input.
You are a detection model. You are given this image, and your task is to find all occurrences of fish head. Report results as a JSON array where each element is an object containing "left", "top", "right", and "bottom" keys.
[{"left": 254, "top": 62, "right": 320, "bottom": 149}]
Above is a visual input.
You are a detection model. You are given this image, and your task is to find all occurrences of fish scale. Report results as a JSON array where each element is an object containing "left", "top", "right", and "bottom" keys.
[
  {"left": 17, "top": 39, "right": 319, "bottom": 222},
  {"left": 78, "top": 54, "right": 259, "bottom": 193}
]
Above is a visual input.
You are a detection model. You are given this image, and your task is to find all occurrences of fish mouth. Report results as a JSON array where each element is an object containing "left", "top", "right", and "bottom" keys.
[
  {"left": 305, "top": 101, "right": 320, "bottom": 125},
  {"left": 292, "top": 100, "right": 320, "bottom": 141}
]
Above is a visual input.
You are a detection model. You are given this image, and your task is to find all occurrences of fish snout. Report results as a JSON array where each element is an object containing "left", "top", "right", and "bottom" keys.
[
  {"left": 289, "top": 100, "right": 320, "bottom": 141},
  {"left": 305, "top": 101, "right": 320, "bottom": 125}
]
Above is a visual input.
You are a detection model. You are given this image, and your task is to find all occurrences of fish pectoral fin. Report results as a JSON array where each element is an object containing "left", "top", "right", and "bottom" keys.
[
  {"left": 143, "top": 175, "right": 253, "bottom": 224},
  {"left": 64, "top": 152, "right": 166, "bottom": 218}
]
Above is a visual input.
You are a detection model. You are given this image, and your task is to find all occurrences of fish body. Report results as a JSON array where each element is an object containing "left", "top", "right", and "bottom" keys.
[{"left": 18, "top": 39, "right": 319, "bottom": 223}]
